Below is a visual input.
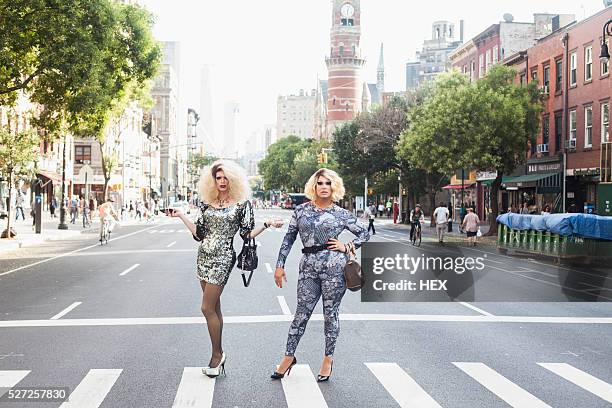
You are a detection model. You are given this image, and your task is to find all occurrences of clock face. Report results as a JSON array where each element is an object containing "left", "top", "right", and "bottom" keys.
[{"left": 340, "top": 3, "right": 354, "bottom": 18}]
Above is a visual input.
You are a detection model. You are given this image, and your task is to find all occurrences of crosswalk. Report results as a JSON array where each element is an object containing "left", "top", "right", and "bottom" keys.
[{"left": 1, "top": 361, "right": 610, "bottom": 407}]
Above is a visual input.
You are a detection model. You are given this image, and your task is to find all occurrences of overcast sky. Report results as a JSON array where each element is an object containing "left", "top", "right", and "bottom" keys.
[{"left": 139, "top": 0, "right": 607, "bottom": 154}]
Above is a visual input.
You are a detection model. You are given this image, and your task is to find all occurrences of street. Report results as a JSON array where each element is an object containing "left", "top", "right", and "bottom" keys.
[{"left": 0, "top": 209, "right": 611, "bottom": 408}]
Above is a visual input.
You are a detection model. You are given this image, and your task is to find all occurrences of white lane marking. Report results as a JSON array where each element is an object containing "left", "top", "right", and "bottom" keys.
[
  {"left": 457, "top": 302, "right": 495, "bottom": 317},
  {"left": 66, "top": 249, "right": 196, "bottom": 257},
  {"left": 172, "top": 367, "right": 215, "bottom": 408},
  {"left": 277, "top": 296, "right": 292, "bottom": 316},
  {"left": 50, "top": 302, "right": 82, "bottom": 320},
  {"left": 167, "top": 241, "right": 177, "bottom": 248},
  {"left": 281, "top": 364, "right": 328, "bottom": 408},
  {"left": 366, "top": 362, "right": 441, "bottom": 407},
  {"left": 0, "top": 370, "right": 30, "bottom": 397},
  {"left": 119, "top": 264, "right": 140, "bottom": 277},
  {"left": 538, "top": 363, "right": 612, "bottom": 403},
  {"left": 2, "top": 314, "right": 612, "bottom": 328},
  {"left": 0, "top": 224, "right": 160, "bottom": 277},
  {"left": 266, "top": 262, "right": 274, "bottom": 274},
  {"left": 59, "top": 368, "right": 122, "bottom": 408},
  {"left": 484, "top": 258, "right": 504, "bottom": 264},
  {"left": 453, "top": 362, "right": 551, "bottom": 408}
]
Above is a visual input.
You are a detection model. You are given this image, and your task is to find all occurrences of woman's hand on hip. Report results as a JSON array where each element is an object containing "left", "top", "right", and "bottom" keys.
[
  {"left": 274, "top": 267, "right": 287, "bottom": 288},
  {"left": 326, "top": 238, "right": 346, "bottom": 253}
]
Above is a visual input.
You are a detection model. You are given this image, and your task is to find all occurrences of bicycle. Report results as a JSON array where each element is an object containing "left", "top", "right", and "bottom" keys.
[
  {"left": 100, "top": 217, "right": 111, "bottom": 245},
  {"left": 411, "top": 222, "right": 422, "bottom": 247}
]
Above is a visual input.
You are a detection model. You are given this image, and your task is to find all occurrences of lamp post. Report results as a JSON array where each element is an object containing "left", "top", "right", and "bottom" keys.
[
  {"left": 599, "top": 19, "right": 611, "bottom": 63},
  {"left": 57, "top": 135, "right": 68, "bottom": 230}
]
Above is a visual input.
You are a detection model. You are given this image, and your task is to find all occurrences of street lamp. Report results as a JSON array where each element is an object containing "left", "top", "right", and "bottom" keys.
[{"left": 600, "top": 19, "right": 612, "bottom": 63}]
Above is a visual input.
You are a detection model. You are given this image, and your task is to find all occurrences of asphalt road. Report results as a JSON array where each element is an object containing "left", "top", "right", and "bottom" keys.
[{"left": 0, "top": 209, "right": 611, "bottom": 408}]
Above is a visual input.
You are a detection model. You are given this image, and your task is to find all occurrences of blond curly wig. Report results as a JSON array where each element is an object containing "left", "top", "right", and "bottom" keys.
[
  {"left": 304, "top": 168, "right": 345, "bottom": 202},
  {"left": 198, "top": 160, "right": 251, "bottom": 204}
]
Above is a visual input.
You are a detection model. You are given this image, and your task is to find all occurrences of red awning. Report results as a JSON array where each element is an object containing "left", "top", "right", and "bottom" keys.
[
  {"left": 442, "top": 183, "right": 476, "bottom": 190},
  {"left": 38, "top": 170, "right": 63, "bottom": 185}
]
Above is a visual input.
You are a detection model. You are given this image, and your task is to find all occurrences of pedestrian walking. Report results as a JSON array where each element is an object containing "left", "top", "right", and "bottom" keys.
[
  {"left": 433, "top": 202, "right": 450, "bottom": 243},
  {"left": 447, "top": 202, "right": 453, "bottom": 233},
  {"left": 50, "top": 196, "right": 58, "bottom": 218},
  {"left": 385, "top": 200, "right": 392, "bottom": 218},
  {"left": 461, "top": 207, "right": 480, "bottom": 246},
  {"left": 272, "top": 168, "right": 370, "bottom": 382},
  {"left": 70, "top": 196, "right": 79, "bottom": 224},
  {"left": 14, "top": 192, "right": 25, "bottom": 221},
  {"left": 363, "top": 204, "right": 376, "bottom": 235},
  {"left": 129, "top": 200, "right": 134, "bottom": 218},
  {"left": 459, "top": 204, "right": 467, "bottom": 233},
  {"left": 171, "top": 160, "right": 283, "bottom": 378}
]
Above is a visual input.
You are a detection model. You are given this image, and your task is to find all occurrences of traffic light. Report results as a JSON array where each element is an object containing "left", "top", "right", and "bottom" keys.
[
  {"left": 322, "top": 152, "right": 328, "bottom": 164},
  {"left": 317, "top": 153, "right": 324, "bottom": 164}
]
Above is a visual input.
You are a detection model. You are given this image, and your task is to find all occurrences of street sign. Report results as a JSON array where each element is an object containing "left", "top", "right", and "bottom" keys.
[{"left": 356, "top": 196, "right": 364, "bottom": 211}]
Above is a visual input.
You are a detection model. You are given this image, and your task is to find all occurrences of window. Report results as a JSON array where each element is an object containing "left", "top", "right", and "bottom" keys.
[
  {"left": 602, "top": 102, "right": 610, "bottom": 143},
  {"left": 470, "top": 60, "right": 476, "bottom": 81},
  {"left": 339, "top": 45, "right": 344, "bottom": 57},
  {"left": 570, "top": 52, "right": 577, "bottom": 86},
  {"left": 554, "top": 113, "right": 562, "bottom": 152},
  {"left": 569, "top": 109, "right": 577, "bottom": 145},
  {"left": 585, "top": 106, "right": 593, "bottom": 147},
  {"left": 585, "top": 46, "right": 593, "bottom": 81},
  {"left": 492, "top": 46, "right": 499, "bottom": 64},
  {"left": 543, "top": 65, "right": 550, "bottom": 90},
  {"left": 479, "top": 54, "right": 484, "bottom": 78},
  {"left": 555, "top": 59, "right": 562, "bottom": 92},
  {"left": 75, "top": 145, "right": 91, "bottom": 164},
  {"left": 542, "top": 116, "right": 550, "bottom": 146},
  {"left": 602, "top": 39, "right": 610, "bottom": 76},
  {"left": 485, "top": 50, "right": 491, "bottom": 73},
  {"left": 531, "top": 69, "right": 538, "bottom": 83}
]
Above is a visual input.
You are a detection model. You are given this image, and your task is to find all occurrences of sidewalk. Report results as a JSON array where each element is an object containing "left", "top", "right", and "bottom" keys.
[
  {"left": 0, "top": 210, "right": 160, "bottom": 253},
  {"left": 372, "top": 216, "right": 497, "bottom": 246}
]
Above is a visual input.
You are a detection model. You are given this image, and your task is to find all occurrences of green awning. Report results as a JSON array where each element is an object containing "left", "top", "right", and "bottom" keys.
[
  {"left": 481, "top": 177, "right": 512, "bottom": 187},
  {"left": 502, "top": 172, "right": 561, "bottom": 191}
]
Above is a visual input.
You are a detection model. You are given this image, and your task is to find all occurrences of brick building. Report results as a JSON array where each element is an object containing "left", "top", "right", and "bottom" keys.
[{"left": 522, "top": 7, "right": 612, "bottom": 215}]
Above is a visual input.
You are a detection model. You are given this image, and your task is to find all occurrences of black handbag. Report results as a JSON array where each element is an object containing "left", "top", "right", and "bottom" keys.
[{"left": 236, "top": 237, "right": 258, "bottom": 287}]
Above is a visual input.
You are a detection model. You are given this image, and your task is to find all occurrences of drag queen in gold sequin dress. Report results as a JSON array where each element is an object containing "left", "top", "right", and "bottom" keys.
[{"left": 172, "top": 160, "right": 283, "bottom": 377}]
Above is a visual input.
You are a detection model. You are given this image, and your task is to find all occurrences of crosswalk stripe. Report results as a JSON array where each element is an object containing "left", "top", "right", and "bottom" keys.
[
  {"left": 0, "top": 370, "right": 30, "bottom": 397},
  {"left": 538, "top": 363, "right": 612, "bottom": 403},
  {"left": 365, "top": 363, "right": 441, "bottom": 407},
  {"left": 453, "top": 362, "right": 551, "bottom": 408},
  {"left": 265, "top": 262, "right": 274, "bottom": 274},
  {"left": 172, "top": 367, "right": 215, "bottom": 408},
  {"left": 281, "top": 364, "right": 328, "bottom": 408},
  {"left": 59, "top": 369, "right": 122, "bottom": 408}
]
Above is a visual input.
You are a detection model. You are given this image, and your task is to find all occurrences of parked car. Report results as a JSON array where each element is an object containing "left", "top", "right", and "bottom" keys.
[{"left": 284, "top": 193, "right": 309, "bottom": 209}]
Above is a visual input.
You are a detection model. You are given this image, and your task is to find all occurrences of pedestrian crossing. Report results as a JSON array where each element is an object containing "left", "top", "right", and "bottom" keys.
[{"left": 1, "top": 361, "right": 610, "bottom": 407}]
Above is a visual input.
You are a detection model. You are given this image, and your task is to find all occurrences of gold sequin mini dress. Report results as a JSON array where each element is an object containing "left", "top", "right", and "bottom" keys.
[{"left": 192, "top": 200, "right": 254, "bottom": 286}]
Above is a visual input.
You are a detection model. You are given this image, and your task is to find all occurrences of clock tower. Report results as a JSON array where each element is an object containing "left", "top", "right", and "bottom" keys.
[{"left": 325, "top": 0, "right": 365, "bottom": 137}]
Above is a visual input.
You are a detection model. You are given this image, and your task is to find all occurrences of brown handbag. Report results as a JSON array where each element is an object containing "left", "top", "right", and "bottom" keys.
[{"left": 344, "top": 242, "right": 362, "bottom": 292}]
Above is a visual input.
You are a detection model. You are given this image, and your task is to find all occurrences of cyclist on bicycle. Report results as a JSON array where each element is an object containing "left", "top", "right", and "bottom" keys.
[
  {"left": 98, "top": 198, "right": 119, "bottom": 234},
  {"left": 409, "top": 204, "right": 425, "bottom": 241}
]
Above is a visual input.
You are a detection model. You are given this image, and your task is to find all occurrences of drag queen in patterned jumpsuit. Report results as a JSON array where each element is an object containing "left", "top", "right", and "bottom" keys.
[
  {"left": 271, "top": 168, "right": 370, "bottom": 382},
  {"left": 172, "top": 160, "right": 283, "bottom": 377}
]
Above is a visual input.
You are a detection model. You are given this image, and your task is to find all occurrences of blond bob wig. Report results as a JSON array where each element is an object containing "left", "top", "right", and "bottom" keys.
[
  {"left": 198, "top": 160, "right": 251, "bottom": 204},
  {"left": 304, "top": 168, "right": 345, "bottom": 202}
]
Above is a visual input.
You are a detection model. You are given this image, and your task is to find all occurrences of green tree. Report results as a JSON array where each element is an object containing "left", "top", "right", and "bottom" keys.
[
  {"left": 0, "top": 128, "right": 39, "bottom": 238},
  {"left": 468, "top": 65, "right": 542, "bottom": 234},
  {"left": 259, "top": 136, "right": 307, "bottom": 191}
]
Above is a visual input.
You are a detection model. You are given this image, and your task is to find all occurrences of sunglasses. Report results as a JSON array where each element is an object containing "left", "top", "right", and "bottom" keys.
[{"left": 317, "top": 181, "right": 332, "bottom": 186}]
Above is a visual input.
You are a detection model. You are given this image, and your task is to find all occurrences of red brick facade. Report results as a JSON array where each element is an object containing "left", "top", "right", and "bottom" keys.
[{"left": 325, "top": 0, "right": 365, "bottom": 134}]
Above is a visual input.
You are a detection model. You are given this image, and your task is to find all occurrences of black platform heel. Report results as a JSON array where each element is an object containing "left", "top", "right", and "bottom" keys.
[{"left": 271, "top": 356, "right": 297, "bottom": 379}]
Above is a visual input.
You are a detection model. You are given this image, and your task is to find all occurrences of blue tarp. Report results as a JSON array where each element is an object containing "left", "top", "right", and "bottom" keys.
[{"left": 496, "top": 213, "right": 612, "bottom": 241}]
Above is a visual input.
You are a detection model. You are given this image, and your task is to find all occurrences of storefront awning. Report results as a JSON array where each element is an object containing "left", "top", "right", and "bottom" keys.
[
  {"left": 38, "top": 170, "right": 62, "bottom": 185},
  {"left": 481, "top": 177, "right": 513, "bottom": 187},
  {"left": 442, "top": 183, "right": 476, "bottom": 190},
  {"left": 502, "top": 172, "right": 561, "bottom": 192}
]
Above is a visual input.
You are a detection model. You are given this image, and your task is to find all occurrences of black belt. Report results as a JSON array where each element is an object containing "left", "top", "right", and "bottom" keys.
[{"left": 302, "top": 244, "right": 330, "bottom": 254}]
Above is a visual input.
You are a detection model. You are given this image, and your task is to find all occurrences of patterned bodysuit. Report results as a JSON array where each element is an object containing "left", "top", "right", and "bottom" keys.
[
  {"left": 193, "top": 200, "right": 254, "bottom": 286},
  {"left": 276, "top": 202, "right": 370, "bottom": 357}
]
